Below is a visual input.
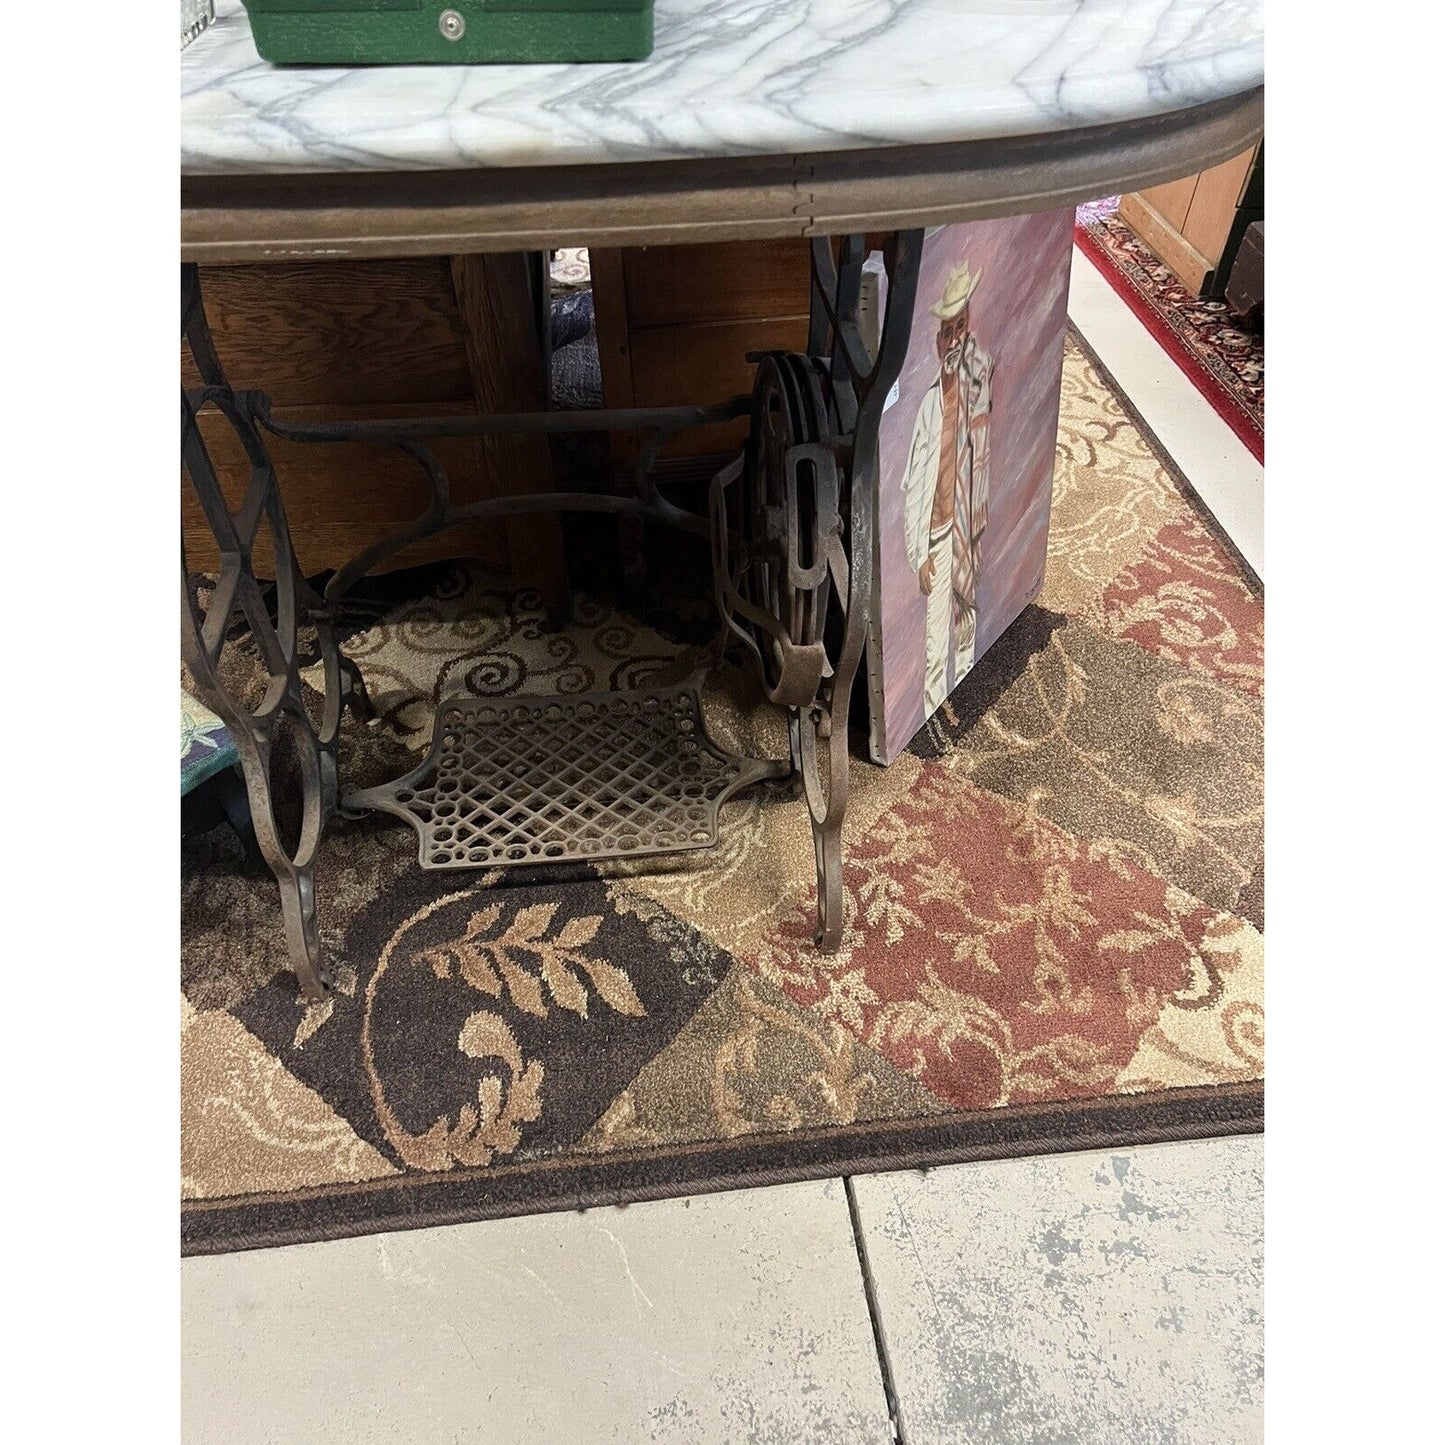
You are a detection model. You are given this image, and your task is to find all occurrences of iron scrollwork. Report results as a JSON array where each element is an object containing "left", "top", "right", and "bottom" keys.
[
  {"left": 712, "top": 232, "right": 923, "bottom": 947},
  {"left": 181, "top": 264, "right": 373, "bottom": 1002},
  {"left": 180, "top": 231, "right": 923, "bottom": 997}
]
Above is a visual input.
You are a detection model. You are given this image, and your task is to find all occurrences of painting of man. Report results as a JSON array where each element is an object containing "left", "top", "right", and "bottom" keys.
[
  {"left": 901, "top": 262, "right": 996, "bottom": 713},
  {"left": 866, "top": 211, "right": 1073, "bottom": 764}
]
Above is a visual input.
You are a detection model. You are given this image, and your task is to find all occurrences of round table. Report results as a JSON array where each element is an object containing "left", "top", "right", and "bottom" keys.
[{"left": 181, "top": 0, "right": 1263, "bottom": 998}]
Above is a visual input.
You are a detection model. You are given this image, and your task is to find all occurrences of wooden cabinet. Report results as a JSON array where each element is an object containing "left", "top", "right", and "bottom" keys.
[
  {"left": 591, "top": 239, "right": 812, "bottom": 473},
  {"left": 182, "top": 255, "right": 566, "bottom": 610},
  {"left": 1118, "top": 142, "right": 1263, "bottom": 298}
]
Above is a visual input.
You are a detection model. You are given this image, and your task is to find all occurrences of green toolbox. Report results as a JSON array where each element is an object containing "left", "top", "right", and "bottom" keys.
[{"left": 239, "top": 0, "right": 655, "bottom": 65}]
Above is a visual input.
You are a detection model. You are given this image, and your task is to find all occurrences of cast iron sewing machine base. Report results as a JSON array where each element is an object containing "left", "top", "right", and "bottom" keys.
[{"left": 180, "top": 230, "right": 923, "bottom": 1001}]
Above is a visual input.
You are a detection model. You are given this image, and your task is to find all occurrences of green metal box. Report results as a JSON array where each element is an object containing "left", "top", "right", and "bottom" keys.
[{"left": 240, "top": 0, "right": 654, "bottom": 65}]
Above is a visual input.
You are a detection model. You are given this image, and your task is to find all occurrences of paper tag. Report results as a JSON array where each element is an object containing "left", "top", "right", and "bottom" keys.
[{"left": 883, "top": 378, "right": 901, "bottom": 413}]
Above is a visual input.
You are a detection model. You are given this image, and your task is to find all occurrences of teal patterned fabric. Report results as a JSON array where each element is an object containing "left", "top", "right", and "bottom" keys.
[{"left": 181, "top": 690, "right": 239, "bottom": 795}]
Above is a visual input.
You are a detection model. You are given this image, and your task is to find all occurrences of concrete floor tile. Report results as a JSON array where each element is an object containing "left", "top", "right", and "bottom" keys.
[
  {"left": 182, "top": 1178, "right": 891, "bottom": 1444},
  {"left": 851, "top": 1137, "right": 1263, "bottom": 1445}
]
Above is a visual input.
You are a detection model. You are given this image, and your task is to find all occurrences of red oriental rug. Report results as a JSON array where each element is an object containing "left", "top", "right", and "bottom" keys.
[{"left": 1074, "top": 199, "right": 1264, "bottom": 461}]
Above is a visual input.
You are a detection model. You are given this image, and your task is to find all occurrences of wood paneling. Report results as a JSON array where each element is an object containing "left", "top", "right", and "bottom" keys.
[
  {"left": 182, "top": 255, "right": 566, "bottom": 591},
  {"left": 629, "top": 316, "right": 808, "bottom": 405},
  {"left": 590, "top": 247, "right": 635, "bottom": 410},
  {"left": 630, "top": 315, "right": 809, "bottom": 457},
  {"left": 621, "top": 239, "right": 812, "bottom": 328},
  {"left": 593, "top": 240, "right": 811, "bottom": 463},
  {"left": 180, "top": 260, "right": 474, "bottom": 407},
  {"left": 1179, "top": 146, "right": 1258, "bottom": 259},
  {"left": 450, "top": 252, "right": 568, "bottom": 616},
  {"left": 1139, "top": 173, "right": 1199, "bottom": 234},
  {"left": 182, "top": 401, "right": 510, "bottom": 579},
  {"left": 1121, "top": 141, "right": 1262, "bottom": 299},
  {"left": 1117, "top": 192, "right": 1213, "bottom": 295}
]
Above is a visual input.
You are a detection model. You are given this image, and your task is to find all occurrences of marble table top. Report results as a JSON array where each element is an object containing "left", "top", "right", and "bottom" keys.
[{"left": 182, "top": 0, "right": 1263, "bottom": 177}]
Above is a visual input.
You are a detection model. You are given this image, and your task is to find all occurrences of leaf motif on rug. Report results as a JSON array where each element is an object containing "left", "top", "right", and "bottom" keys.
[
  {"left": 1101, "top": 516, "right": 1263, "bottom": 696},
  {"left": 1038, "top": 340, "right": 1190, "bottom": 620},
  {"left": 924, "top": 620, "right": 1262, "bottom": 916},
  {"left": 576, "top": 965, "right": 943, "bottom": 1155},
  {"left": 711, "top": 972, "right": 876, "bottom": 1136},
  {"left": 867, "top": 964, "right": 1127, "bottom": 1109},
  {"left": 750, "top": 772, "right": 1228, "bottom": 1112},
  {"left": 369, "top": 1005, "right": 544, "bottom": 1173},
  {"left": 363, "top": 1001, "right": 544, "bottom": 1173},
  {"left": 360, "top": 892, "right": 551, "bottom": 1171},
  {"left": 1116, "top": 914, "right": 1264, "bottom": 1091},
  {"left": 181, "top": 996, "right": 397, "bottom": 1199},
  {"left": 416, "top": 901, "right": 644, "bottom": 1020}
]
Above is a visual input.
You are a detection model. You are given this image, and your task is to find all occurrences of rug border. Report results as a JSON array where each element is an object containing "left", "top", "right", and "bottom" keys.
[
  {"left": 1066, "top": 322, "right": 1262, "bottom": 596},
  {"left": 182, "top": 1081, "right": 1262, "bottom": 1256},
  {"left": 1073, "top": 215, "right": 1264, "bottom": 465}
]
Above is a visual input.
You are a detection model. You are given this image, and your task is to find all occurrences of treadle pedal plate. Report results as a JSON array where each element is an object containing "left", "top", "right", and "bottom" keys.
[{"left": 345, "top": 682, "right": 773, "bottom": 870}]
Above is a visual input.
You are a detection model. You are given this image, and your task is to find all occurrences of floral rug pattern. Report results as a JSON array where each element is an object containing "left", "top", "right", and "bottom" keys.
[{"left": 181, "top": 334, "right": 1263, "bottom": 1253}]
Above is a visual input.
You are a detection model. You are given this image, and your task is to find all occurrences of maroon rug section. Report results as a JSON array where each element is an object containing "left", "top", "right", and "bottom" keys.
[{"left": 1074, "top": 199, "right": 1263, "bottom": 460}]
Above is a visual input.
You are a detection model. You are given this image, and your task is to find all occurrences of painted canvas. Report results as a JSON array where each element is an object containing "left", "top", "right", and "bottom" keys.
[{"left": 866, "top": 211, "right": 1075, "bottom": 763}]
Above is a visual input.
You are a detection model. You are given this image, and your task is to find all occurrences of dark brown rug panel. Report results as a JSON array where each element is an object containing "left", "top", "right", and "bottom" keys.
[{"left": 183, "top": 1083, "right": 1262, "bottom": 1255}]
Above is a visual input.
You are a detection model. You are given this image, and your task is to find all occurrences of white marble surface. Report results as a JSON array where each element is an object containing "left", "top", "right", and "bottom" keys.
[{"left": 182, "top": 0, "right": 1263, "bottom": 175}]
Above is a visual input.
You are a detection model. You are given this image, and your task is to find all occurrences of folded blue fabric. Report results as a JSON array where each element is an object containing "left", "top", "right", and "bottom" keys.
[{"left": 181, "top": 690, "right": 239, "bottom": 795}]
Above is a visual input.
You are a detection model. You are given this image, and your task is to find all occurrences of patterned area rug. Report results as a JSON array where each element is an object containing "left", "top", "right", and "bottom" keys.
[
  {"left": 1075, "top": 199, "right": 1264, "bottom": 461},
  {"left": 181, "top": 333, "right": 1264, "bottom": 1255}
]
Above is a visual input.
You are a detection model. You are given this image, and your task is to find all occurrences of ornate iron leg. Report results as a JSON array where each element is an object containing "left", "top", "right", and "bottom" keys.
[
  {"left": 713, "top": 230, "right": 924, "bottom": 949},
  {"left": 181, "top": 263, "right": 369, "bottom": 1002},
  {"left": 275, "top": 868, "right": 324, "bottom": 999},
  {"left": 182, "top": 236, "right": 920, "bottom": 990}
]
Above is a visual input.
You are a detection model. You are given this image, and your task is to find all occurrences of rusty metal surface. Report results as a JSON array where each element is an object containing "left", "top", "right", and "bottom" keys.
[
  {"left": 180, "top": 228, "right": 925, "bottom": 996},
  {"left": 344, "top": 680, "right": 787, "bottom": 870}
]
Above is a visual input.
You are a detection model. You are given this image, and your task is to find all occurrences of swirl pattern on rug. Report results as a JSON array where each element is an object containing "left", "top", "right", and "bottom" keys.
[{"left": 181, "top": 334, "right": 1263, "bottom": 1253}]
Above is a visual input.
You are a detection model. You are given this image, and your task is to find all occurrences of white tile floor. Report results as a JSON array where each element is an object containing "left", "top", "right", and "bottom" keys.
[{"left": 182, "top": 245, "right": 1265, "bottom": 1444}]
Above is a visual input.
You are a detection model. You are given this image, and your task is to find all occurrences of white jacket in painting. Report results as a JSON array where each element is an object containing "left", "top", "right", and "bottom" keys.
[{"left": 901, "top": 334, "right": 994, "bottom": 711}]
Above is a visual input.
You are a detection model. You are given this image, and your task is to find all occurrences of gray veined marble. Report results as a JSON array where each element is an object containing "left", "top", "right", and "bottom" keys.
[{"left": 182, "top": 0, "right": 1263, "bottom": 176}]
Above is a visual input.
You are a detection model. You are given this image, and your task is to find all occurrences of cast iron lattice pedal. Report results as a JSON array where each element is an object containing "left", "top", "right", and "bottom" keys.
[{"left": 345, "top": 680, "right": 785, "bottom": 869}]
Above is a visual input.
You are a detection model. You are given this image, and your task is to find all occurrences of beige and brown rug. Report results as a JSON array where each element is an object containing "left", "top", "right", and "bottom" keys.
[{"left": 181, "top": 333, "right": 1263, "bottom": 1255}]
